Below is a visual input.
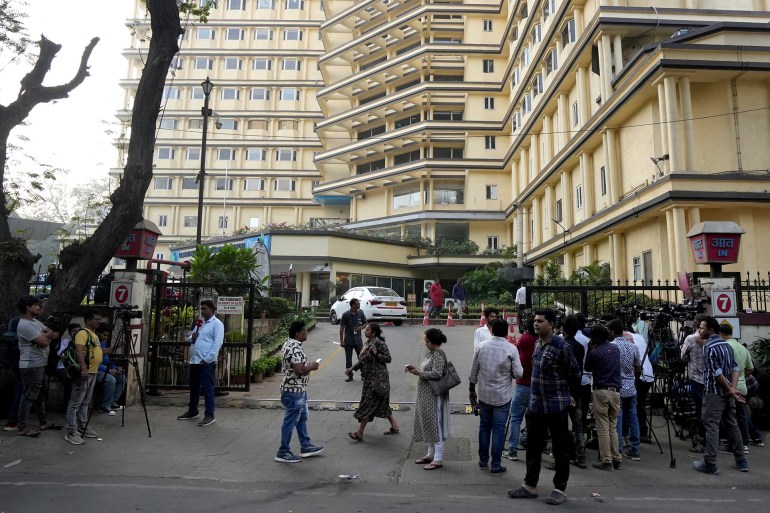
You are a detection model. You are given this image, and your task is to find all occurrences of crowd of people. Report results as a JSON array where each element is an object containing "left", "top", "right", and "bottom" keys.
[
  {"left": 274, "top": 305, "right": 765, "bottom": 507},
  {"left": 0, "top": 297, "right": 125, "bottom": 444}
]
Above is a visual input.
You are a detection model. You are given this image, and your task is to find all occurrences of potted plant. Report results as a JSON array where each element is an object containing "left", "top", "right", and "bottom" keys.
[
  {"left": 250, "top": 360, "right": 265, "bottom": 383},
  {"left": 272, "top": 355, "right": 283, "bottom": 373},
  {"left": 230, "top": 366, "right": 248, "bottom": 385}
]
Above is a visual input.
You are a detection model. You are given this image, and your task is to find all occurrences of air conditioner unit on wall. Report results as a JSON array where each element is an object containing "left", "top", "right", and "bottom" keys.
[{"left": 423, "top": 280, "right": 434, "bottom": 294}]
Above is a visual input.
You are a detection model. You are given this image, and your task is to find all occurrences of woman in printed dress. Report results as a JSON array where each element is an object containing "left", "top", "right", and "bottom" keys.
[
  {"left": 405, "top": 328, "right": 453, "bottom": 470},
  {"left": 347, "top": 323, "right": 399, "bottom": 440}
]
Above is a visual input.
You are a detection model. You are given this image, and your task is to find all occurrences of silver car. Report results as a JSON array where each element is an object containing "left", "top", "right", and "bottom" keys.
[{"left": 330, "top": 286, "right": 407, "bottom": 326}]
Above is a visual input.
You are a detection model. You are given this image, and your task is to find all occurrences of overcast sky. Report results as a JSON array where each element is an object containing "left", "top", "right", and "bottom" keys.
[{"left": 1, "top": 1, "right": 132, "bottom": 186}]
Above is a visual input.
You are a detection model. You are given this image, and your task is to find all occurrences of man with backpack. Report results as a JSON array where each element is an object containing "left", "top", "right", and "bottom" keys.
[
  {"left": 65, "top": 309, "right": 106, "bottom": 445},
  {"left": 15, "top": 296, "right": 60, "bottom": 437}
]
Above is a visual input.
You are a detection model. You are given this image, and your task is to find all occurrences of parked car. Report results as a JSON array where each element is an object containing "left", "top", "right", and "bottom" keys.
[{"left": 330, "top": 287, "right": 407, "bottom": 326}]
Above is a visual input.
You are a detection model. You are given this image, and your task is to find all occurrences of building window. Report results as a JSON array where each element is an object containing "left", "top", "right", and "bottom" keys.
[
  {"left": 221, "top": 88, "right": 240, "bottom": 100},
  {"left": 256, "top": 0, "right": 274, "bottom": 9},
  {"left": 197, "top": 28, "right": 215, "bottom": 40},
  {"left": 158, "top": 215, "right": 168, "bottom": 227},
  {"left": 512, "top": 112, "right": 522, "bottom": 130},
  {"left": 246, "top": 148, "right": 265, "bottom": 161},
  {"left": 482, "top": 19, "right": 493, "bottom": 32},
  {"left": 182, "top": 177, "right": 198, "bottom": 189},
  {"left": 184, "top": 216, "right": 198, "bottom": 228},
  {"left": 225, "top": 28, "right": 244, "bottom": 40},
  {"left": 600, "top": 166, "right": 607, "bottom": 196},
  {"left": 483, "top": 59, "right": 494, "bottom": 73},
  {"left": 487, "top": 236, "right": 499, "bottom": 250},
  {"left": 254, "top": 27, "right": 273, "bottom": 40},
  {"left": 633, "top": 256, "right": 642, "bottom": 282},
  {"left": 190, "top": 87, "right": 204, "bottom": 100},
  {"left": 248, "top": 119, "right": 269, "bottom": 130},
  {"left": 543, "top": 0, "right": 556, "bottom": 19},
  {"left": 546, "top": 48, "right": 558, "bottom": 75},
  {"left": 522, "top": 94, "right": 532, "bottom": 113},
  {"left": 283, "top": 28, "right": 303, "bottom": 41},
  {"left": 228, "top": 0, "right": 245, "bottom": 9},
  {"left": 432, "top": 181, "right": 464, "bottom": 205},
  {"left": 244, "top": 178, "right": 265, "bottom": 191},
  {"left": 218, "top": 119, "right": 238, "bottom": 130},
  {"left": 393, "top": 185, "right": 421, "bottom": 210},
  {"left": 218, "top": 216, "right": 229, "bottom": 229},
  {"left": 572, "top": 101, "right": 579, "bottom": 127},
  {"left": 215, "top": 178, "right": 233, "bottom": 191},
  {"left": 157, "top": 147, "right": 175, "bottom": 160},
  {"left": 484, "top": 97, "right": 495, "bottom": 110},
  {"left": 532, "top": 74, "right": 543, "bottom": 96},
  {"left": 159, "top": 118, "right": 177, "bottom": 130},
  {"left": 393, "top": 149, "right": 421, "bottom": 165},
  {"left": 282, "top": 58, "right": 300, "bottom": 71},
  {"left": 188, "top": 119, "right": 204, "bottom": 129},
  {"left": 432, "top": 147, "right": 464, "bottom": 159},
  {"left": 356, "top": 159, "right": 385, "bottom": 174},
  {"left": 250, "top": 88, "right": 270, "bottom": 100},
  {"left": 276, "top": 149, "right": 297, "bottom": 161},
  {"left": 512, "top": 68, "right": 521, "bottom": 86},
  {"left": 280, "top": 88, "right": 299, "bottom": 101},
  {"left": 274, "top": 179, "right": 296, "bottom": 191},
  {"left": 285, "top": 0, "right": 304, "bottom": 8},
  {"left": 522, "top": 46, "right": 530, "bottom": 66},
  {"left": 217, "top": 148, "right": 236, "bottom": 160},
  {"left": 555, "top": 199, "right": 563, "bottom": 223},
  {"left": 562, "top": 19, "right": 576, "bottom": 47},
  {"left": 531, "top": 24, "right": 541, "bottom": 44},
  {"left": 484, "top": 136, "right": 496, "bottom": 150},
  {"left": 252, "top": 58, "right": 272, "bottom": 70},
  {"left": 194, "top": 57, "right": 213, "bottom": 70},
  {"left": 186, "top": 148, "right": 201, "bottom": 160},
  {"left": 279, "top": 120, "right": 298, "bottom": 130},
  {"left": 170, "top": 57, "right": 183, "bottom": 70},
  {"left": 223, "top": 58, "right": 242, "bottom": 70},
  {"left": 575, "top": 184, "right": 583, "bottom": 210},
  {"left": 249, "top": 217, "right": 261, "bottom": 228},
  {"left": 433, "top": 111, "right": 463, "bottom": 121},
  {"left": 163, "top": 86, "right": 181, "bottom": 99},
  {"left": 394, "top": 113, "right": 420, "bottom": 128},
  {"left": 484, "top": 185, "right": 497, "bottom": 200},
  {"left": 154, "top": 177, "right": 172, "bottom": 190}
]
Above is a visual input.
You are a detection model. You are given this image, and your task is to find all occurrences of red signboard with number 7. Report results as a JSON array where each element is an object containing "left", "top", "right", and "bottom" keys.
[
  {"left": 712, "top": 291, "right": 736, "bottom": 317},
  {"left": 109, "top": 282, "right": 133, "bottom": 308}
]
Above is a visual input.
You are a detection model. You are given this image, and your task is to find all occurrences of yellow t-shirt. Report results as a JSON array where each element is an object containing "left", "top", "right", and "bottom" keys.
[{"left": 74, "top": 328, "right": 103, "bottom": 374}]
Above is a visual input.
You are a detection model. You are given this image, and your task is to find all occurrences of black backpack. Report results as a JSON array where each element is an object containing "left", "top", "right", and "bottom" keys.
[
  {"left": 58, "top": 330, "right": 93, "bottom": 381},
  {"left": 0, "top": 317, "right": 20, "bottom": 371}
]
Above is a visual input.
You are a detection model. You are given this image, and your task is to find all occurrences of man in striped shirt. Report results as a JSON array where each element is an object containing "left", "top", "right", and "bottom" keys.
[{"left": 693, "top": 316, "right": 748, "bottom": 475}]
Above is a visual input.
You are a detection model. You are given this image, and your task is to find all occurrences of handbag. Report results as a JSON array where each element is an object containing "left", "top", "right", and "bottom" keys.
[
  {"left": 429, "top": 349, "right": 462, "bottom": 396},
  {"left": 59, "top": 331, "right": 92, "bottom": 381}
]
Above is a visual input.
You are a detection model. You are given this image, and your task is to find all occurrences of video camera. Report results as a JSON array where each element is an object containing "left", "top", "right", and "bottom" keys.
[
  {"left": 43, "top": 312, "right": 72, "bottom": 334},
  {"left": 115, "top": 304, "right": 142, "bottom": 321}
]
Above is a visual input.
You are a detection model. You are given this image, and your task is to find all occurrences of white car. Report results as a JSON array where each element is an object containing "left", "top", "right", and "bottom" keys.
[{"left": 330, "top": 287, "right": 407, "bottom": 326}]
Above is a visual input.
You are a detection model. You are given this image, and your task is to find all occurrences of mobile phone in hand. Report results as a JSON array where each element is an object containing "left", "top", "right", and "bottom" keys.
[{"left": 316, "top": 359, "right": 322, "bottom": 363}]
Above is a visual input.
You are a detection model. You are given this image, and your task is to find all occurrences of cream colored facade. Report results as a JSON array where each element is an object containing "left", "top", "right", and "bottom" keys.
[
  {"left": 119, "top": 0, "right": 770, "bottom": 287},
  {"left": 115, "top": 0, "right": 342, "bottom": 261},
  {"left": 315, "top": 0, "right": 770, "bottom": 282}
]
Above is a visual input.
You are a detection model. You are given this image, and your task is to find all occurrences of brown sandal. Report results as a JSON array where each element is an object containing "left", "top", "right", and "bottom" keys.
[
  {"left": 17, "top": 427, "right": 40, "bottom": 437},
  {"left": 348, "top": 432, "right": 363, "bottom": 441},
  {"left": 414, "top": 457, "right": 432, "bottom": 464},
  {"left": 424, "top": 462, "right": 443, "bottom": 470},
  {"left": 383, "top": 427, "right": 400, "bottom": 435}
]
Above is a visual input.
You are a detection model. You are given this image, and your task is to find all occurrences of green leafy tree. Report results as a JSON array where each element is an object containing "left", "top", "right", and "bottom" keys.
[{"left": 189, "top": 244, "right": 258, "bottom": 283}]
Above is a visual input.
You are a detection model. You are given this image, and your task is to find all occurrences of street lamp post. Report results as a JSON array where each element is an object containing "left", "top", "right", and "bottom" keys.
[{"left": 195, "top": 77, "right": 214, "bottom": 246}]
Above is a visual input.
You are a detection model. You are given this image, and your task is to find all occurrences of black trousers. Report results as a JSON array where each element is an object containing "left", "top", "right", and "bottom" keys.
[
  {"left": 344, "top": 343, "right": 362, "bottom": 370},
  {"left": 635, "top": 379, "right": 652, "bottom": 437},
  {"left": 524, "top": 409, "right": 571, "bottom": 492}
]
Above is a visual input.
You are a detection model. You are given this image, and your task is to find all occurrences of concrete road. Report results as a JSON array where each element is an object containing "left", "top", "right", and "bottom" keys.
[{"left": 2, "top": 322, "right": 769, "bottom": 512}]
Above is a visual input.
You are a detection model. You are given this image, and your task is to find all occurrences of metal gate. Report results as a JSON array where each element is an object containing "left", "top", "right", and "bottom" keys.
[{"left": 146, "top": 280, "right": 255, "bottom": 391}]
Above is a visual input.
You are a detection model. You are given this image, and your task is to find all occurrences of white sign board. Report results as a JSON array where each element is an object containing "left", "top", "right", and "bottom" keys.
[
  {"left": 716, "top": 317, "right": 741, "bottom": 339},
  {"left": 712, "top": 290, "right": 736, "bottom": 317},
  {"left": 109, "top": 281, "right": 133, "bottom": 308},
  {"left": 218, "top": 296, "right": 244, "bottom": 315}
]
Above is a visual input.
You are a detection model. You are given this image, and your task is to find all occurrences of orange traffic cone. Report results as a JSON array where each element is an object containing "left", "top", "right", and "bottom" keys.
[
  {"left": 479, "top": 302, "right": 486, "bottom": 327},
  {"left": 446, "top": 305, "right": 456, "bottom": 327},
  {"left": 508, "top": 314, "right": 518, "bottom": 344},
  {"left": 422, "top": 308, "right": 430, "bottom": 326}
]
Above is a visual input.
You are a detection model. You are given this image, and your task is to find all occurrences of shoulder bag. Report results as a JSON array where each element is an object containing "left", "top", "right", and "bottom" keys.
[
  {"left": 429, "top": 349, "right": 462, "bottom": 396},
  {"left": 59, "top": 331, "right": 92, "bottom": 381}
]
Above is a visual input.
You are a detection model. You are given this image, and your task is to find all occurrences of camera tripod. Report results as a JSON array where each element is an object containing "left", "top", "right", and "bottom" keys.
[{"left": 83, "top": 312, "right": 152, "bottom": 437}]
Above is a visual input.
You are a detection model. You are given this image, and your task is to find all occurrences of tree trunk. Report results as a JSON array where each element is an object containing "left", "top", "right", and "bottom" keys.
[{"left": 0, "top": 0, "right": 182, "bottom": 323}]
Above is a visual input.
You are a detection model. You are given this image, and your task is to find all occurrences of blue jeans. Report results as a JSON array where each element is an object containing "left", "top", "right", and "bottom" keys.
[
  {"left": 478, "top": 399, "right": 511, "bottom": 470},
  {"left": 508, "top": 384, "right": 530, "bottom": 450},
  {"left": 188, "top": 362, "right": 216, "bottom": 417},
  {"left": 97, "top": 371, "right": 125, "bottom": 410},
  {"left": 279, "top": 391, "right": 311, "bottom": 454},
  {"left": 617, "top": 394, "right": 640, "bottom": 455}
]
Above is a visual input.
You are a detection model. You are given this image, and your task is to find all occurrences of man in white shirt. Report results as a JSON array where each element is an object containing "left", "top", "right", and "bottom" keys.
[
  {"left": 473, "top": 307, "right": 498, "bottom": 353},
  {"left": 469, "top": 319, "right": 523, "bottom": 476},
  {"left": 631, "top": 330, "right": 654, "bottom": 443},
  {"left": 515, "top": 283, "right": 528, "bottom": 325}
]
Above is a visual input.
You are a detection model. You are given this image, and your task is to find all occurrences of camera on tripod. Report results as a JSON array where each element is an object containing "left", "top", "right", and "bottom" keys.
[
  {"left": 44, "top": 312, "right": 71, "bottom": 334},
  {"left": 115, "top": 304, "right": 143, "bottom": 321}
]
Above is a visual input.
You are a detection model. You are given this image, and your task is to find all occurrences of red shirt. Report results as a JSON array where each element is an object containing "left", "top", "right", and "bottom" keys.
[{"left": 515, "top": 333, "right": 537, "bottom": 385}]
